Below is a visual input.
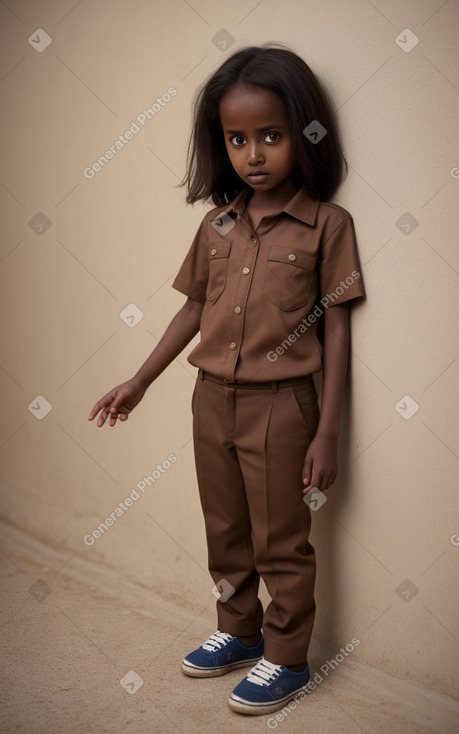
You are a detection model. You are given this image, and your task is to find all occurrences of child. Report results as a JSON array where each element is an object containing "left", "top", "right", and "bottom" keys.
[{"left": 88, "top": 44, "right": 365, "bottom": 716}]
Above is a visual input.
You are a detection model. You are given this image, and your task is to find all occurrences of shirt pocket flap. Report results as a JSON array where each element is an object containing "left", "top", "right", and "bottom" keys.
[
  {"left": 208, "top": 241, "right": 231, "bottom": 260},
  {"left": 206, "top": 241, "right": 231, "bottom": 302},
  {"left": 268, "top": 246, "right": 315, "bottom": 271},
  {"left": 264, "top": 247, "right": 316, "bottom": 311}
]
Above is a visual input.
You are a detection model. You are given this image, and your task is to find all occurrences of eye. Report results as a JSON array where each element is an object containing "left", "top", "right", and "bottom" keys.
[
  {"left": 229, "top": 135, "right": 246, "bottom": 146},
  {"left": 264, "top": 132, "right": 280, "bottom": 143}
]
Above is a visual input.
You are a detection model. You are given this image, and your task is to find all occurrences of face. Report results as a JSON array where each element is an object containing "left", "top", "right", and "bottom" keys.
[{"left": 219, "top": 83, "right": 296, "bottom": 200}]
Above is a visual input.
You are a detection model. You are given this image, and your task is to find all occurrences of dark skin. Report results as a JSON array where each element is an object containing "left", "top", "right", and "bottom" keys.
[
  {"left": 88, "top": 82, "right": 350, "bottom": 669},
  {"left": 218, "top": 83, "right": 349, "bottom": 495}
]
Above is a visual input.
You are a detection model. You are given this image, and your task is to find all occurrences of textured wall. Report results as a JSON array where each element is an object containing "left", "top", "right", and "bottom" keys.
[{"left": 1, "top": 0, "right": 458, "bottom": 699}]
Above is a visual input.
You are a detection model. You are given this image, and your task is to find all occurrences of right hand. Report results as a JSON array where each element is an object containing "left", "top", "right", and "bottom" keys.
[{"left": 88, "top": 378, "right": 147, "bottom": 427}]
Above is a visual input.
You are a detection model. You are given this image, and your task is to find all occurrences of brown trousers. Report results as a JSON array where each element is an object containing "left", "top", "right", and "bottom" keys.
[{"left": 191, "top": 369, "right": 320, "bottom": 666}]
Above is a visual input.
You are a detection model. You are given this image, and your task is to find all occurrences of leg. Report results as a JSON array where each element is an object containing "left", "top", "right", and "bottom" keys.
[
  {"left": 232, "top": 380, "right": 320, "bottom": 666},
  {"left": 192, "top": 375, "right": 263, "bottom": 636}
]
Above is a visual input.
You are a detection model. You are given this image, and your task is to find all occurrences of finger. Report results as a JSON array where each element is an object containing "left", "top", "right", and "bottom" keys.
[
  {"left": 302, "top": 459, "right": 312, "bottom": 488},
  {"left": 108, "top": 407, "right": 119, "bottom": 427},
  {"left": 97, "top": 408, "right": 111, "bottom": 427},
  {"left": 89, "top": 395, "right": 114, "bottom": 422},
  {"left": 308, "top": 470, "right": 323, "bottom": 493},
  {"left": 107, "top": 397, "right": 127, "bottom": 419},
  {"left": 100, "top": 404, "right": 118, "bottom": 426},
  {"left": 88, "top": 402, "right": 103, "bottom": 420},
  {"left": 109, "top": 407, "right": 130, "bottom": 426}
]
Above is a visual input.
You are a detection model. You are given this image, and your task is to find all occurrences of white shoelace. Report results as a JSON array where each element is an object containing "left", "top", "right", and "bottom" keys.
[
  {"left": 246, "top": 657, "right": 284, "bottom": 687},
  {"left": 201, "top": 630, "right": 234, "bottom": 652}
]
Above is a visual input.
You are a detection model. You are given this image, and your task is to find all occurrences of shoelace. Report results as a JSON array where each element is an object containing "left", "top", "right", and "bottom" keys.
[
  {"left": 201, "top": 630, "right": 234, "bottom": 652},
  {"left": 246, "top": 657, "right": 284, "bottom": 687}
]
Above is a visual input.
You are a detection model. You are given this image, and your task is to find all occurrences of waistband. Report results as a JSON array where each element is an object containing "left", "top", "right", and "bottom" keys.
[{"left": 198, "top": 369, "right": 313, "bottom": 393}]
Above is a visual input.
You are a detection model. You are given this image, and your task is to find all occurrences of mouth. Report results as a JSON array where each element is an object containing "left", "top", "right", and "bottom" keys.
[{"left": 247, "top": 172, "right": 269, "bottom": 183}]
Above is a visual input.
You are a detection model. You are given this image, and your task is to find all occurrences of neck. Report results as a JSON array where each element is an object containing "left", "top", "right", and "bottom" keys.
[{"left": 246, "top": 181, "right": 300, "bottom": 214}]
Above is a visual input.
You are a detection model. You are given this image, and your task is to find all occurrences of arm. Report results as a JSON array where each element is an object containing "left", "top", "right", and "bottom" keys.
[
  {"left": 132, "top": 296, "right": 203, "bottom": 390},
  {"left": 302, "top": 301, "right": 349, "bottom": 493},
  {"left": 88, "top": 297, "right": 203, "bottom": 427}
]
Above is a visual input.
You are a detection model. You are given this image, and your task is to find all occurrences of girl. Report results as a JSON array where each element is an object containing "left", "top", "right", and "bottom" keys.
[{"left": 88, "top": 44, "right": 365, "bottom": 716}]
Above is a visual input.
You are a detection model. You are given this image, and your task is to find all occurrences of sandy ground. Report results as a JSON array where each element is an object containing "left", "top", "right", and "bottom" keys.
[{"left": 1, "top": 520, "right": 458, "bottom": 734}]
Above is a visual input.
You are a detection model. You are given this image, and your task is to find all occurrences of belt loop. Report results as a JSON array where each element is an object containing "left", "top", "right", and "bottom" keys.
[
  {"left": 199, "top": 369, "right": 205, "bottom": 380},
  {"left": 271, "top": 381, "right": 279, "bottom": 394}
]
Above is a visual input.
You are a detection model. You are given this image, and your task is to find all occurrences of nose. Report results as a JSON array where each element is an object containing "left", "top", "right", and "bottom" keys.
[{"left": 247, "top": 140, "right": 264, "bottom": 165}]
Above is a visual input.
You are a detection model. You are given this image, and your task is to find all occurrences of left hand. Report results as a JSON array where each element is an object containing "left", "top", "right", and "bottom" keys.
[{"left": 302, "top": 433, "right": 338, "bottom": 494}]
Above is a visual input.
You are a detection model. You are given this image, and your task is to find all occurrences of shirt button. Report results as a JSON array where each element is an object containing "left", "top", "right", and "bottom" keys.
[
  {"left": 242, "top": 266, "right": 250, "bottom": 275},
  {"left": 250, "top": 235, "right": 257, "bottom": 244},
  {"left": 229, "top": 342, "right": 237, "bottom": 350},
  {"left": 233, "top": 306, "right": 241, "bottom": 314},
  {"left": 210, "top": 248, "right": 217, "bottom": 256},
  {"left": 288, "top": 253, "right": 297, "bottom": 261}
]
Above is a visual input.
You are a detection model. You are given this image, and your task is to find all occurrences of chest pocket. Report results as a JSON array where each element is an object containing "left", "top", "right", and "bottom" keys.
[
  {"left": 263, "top": 246, "right": 316, "bottom": 311},
  {"left": 206, "top": 241, "right": 231, "bottom": 302}
]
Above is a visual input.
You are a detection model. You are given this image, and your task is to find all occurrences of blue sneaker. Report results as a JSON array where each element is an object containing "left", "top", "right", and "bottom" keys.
[
  {"left": 181, "top": 630, "right": 264, "bottom": 678},
  {"left": 229, "top": 657, "right": 310, "bottom": 714}
]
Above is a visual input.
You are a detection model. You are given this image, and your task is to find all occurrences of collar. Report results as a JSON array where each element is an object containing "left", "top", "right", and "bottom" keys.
[{"left": 224, "top": 187, "right": 320, "bottom": 226}]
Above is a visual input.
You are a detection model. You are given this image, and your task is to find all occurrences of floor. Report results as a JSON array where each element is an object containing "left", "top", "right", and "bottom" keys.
[{"left": 1, "top": 521, "right": 458, "bottom": 734}]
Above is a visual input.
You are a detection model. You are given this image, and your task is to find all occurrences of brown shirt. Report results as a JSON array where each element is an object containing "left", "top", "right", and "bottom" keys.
[{"left": 172, "top": 187, "right": 365, "bottom": 382}]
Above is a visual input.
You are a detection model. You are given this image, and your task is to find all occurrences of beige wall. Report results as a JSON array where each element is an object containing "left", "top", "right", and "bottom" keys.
[{"left": 1, "top": 0, "right": 458, "bottom": 699}]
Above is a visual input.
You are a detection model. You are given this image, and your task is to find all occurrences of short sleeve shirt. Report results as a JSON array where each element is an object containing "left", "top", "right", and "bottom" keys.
[{"left": 172, "top": 186, "right": 365, "bottom": 382}]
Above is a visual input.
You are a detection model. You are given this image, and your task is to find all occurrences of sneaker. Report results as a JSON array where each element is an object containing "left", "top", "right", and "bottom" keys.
[
  {"left": 181, "top": 630, "right": 264, "bottom": 678},
  {"left": 228, "top": 656, "right": 310, "bottom": 715}
]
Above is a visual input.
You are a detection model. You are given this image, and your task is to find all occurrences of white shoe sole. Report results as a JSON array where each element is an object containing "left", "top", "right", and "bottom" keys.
[
  {"left": 228, "top": 683, "right": 309, "bottom": 715},
  {"left": 181, "top": 655, "right": 263, "bottom": 678}
]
